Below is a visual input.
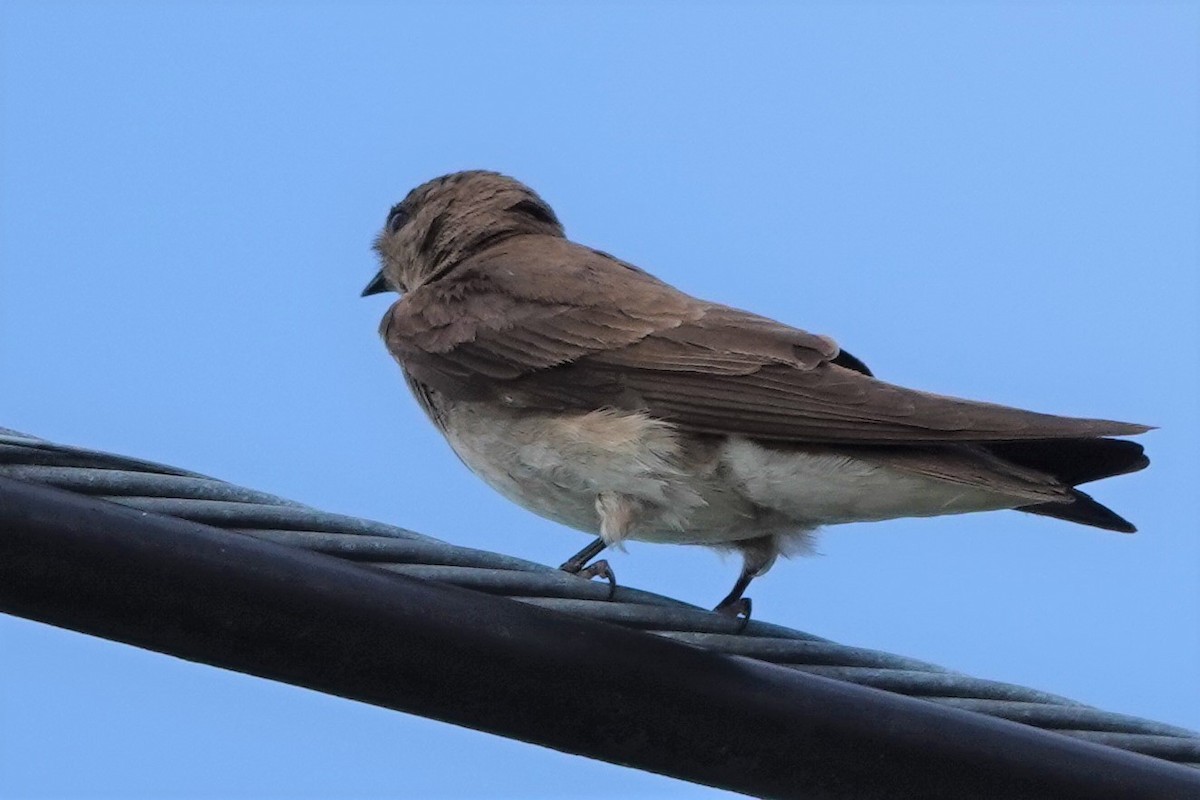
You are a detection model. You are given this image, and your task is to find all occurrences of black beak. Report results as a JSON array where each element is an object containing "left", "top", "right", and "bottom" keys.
[{"left": 361, "top": 270, "right": 389, "bottom": 297}]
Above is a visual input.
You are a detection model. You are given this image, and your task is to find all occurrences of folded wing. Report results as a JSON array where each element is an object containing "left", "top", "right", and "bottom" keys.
[{"left": 384, "top": 236, "right": 1149, "bottom": 444}]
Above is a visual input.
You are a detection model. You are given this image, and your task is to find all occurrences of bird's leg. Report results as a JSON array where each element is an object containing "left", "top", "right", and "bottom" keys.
[
  {"left": 560, "top": 535, "right": 616, "bottom": 599},
  {"left": 559, "top": 492, "right": 640, "bottom": 598},
  {"left": 560, "top": 537, "right": 607, "bottom": 574},
  {"left": 713, "top": 570, "right": 754, "bottom": 624},
  {"left": 714, "top": 536, "right": 781, "bottom": 627}
]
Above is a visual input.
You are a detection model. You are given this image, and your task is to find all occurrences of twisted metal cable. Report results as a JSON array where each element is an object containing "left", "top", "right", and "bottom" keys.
[{"left": 2, "top": 427, "right": 1197, "bottom": 767}]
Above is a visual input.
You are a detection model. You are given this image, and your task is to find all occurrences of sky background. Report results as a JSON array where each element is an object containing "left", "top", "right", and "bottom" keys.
[{"left": 1, "top": 2, "right": 1197, "bottom": 797}]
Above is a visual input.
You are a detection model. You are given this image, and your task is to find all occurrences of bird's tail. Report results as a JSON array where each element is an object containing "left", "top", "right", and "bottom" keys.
[{"left": 986, "top": 438, "right": 1149, "bottom": 532}]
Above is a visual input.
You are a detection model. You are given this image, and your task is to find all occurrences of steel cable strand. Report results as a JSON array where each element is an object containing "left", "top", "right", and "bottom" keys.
[{"left": 1, "top": 428, "right": 1196, "bottom": 766}]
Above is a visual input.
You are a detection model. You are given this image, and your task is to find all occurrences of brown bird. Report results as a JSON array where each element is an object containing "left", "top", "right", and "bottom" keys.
[{"left": 363, "top": 170, "right": 1150, "bottom": 618}]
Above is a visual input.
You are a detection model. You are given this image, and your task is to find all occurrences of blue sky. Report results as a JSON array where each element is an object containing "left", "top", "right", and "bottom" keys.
[{"left": 1, "top": 2, "right": 1196, "bottom": 797}]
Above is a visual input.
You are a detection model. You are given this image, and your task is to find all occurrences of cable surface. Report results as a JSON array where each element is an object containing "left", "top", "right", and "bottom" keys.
[{"left": 2, "top": 427, "right": 1196, "bottom": 767}]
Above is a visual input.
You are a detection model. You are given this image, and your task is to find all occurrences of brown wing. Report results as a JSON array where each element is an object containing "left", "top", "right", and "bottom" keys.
[
  {"left": 383, "top": 236, "right": 836, "bottom": 397},
  {"left": 383, "top": 236, "right": 1149, "bottom": 444}
]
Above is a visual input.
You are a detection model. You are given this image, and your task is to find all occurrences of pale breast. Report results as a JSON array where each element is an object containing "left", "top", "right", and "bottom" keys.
[
  {"left": 416, "top": 388, "right": 1016, "bottom": 545},
  {"left": 433, "top": 400, "right": 772, "bottom": 543}
]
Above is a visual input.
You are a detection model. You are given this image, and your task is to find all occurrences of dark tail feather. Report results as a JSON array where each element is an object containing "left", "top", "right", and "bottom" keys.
[
  {"left": 988, "top": 438, "right": 1147, "bottom": 533},
  {"left": 986, "top": 438, "right": 1148, "bottom": 486},
  {"left": 1019, "top": 489, "right": 1137, "bottom": 533}
]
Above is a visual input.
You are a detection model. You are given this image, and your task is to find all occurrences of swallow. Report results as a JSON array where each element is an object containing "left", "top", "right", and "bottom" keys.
[{"left": 364, "top": 170, "right": 1150, "bottom": 618}]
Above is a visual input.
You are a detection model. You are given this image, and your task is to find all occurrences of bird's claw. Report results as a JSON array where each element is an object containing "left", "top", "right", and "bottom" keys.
[
  {"left": 714, "top": 596, "right": 752, "bottom": 631},
  {"left": 562, "top": 558, "right": 617, "bottom": 600}
]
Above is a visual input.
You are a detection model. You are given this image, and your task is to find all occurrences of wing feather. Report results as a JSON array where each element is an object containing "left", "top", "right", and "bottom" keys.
[{"left": 383, "top": 235, "right": 1150, "bottom": 444}]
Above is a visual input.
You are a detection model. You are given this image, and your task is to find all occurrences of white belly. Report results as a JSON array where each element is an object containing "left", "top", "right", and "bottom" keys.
[
  {"left": 721, "top": 438, "right": 1018, "bottom": 524},
  {"left": 434, "top": 402, "right": 1018, "bottom": 546},
  {"left": 437, "top": 403, "right": 773, "bottom": 544}
]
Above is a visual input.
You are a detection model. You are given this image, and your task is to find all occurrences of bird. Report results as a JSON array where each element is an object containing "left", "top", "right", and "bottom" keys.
[{"left": 362, "top": 170, "right": 1150, "bottom": 619}]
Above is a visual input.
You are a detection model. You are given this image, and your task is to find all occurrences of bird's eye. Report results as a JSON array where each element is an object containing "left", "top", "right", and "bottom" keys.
[{"left": 386, "top": 205, "right": 410, "bottom": 235}]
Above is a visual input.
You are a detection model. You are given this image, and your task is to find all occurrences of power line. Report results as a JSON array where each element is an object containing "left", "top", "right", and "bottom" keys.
[{"left": 1, "top": 430, "right": 1198, "bottom": 797}]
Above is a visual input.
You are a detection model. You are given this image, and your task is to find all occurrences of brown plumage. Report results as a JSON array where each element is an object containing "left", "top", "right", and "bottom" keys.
[{"left": 365, "top": 170, "right": 1151, "bottom": 617}]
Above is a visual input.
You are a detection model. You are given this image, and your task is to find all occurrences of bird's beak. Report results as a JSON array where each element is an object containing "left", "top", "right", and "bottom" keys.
[{"left": 361, "top": 270, "right": 389, "bottom": 297}]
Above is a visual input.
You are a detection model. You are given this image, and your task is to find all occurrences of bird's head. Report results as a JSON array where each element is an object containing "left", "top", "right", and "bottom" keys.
[{"left": 363, "top": 170, "right": 564, "bottom": 296}]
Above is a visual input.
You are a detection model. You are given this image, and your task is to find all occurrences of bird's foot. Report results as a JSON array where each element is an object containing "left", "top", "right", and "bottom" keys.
[
  {"left": 714, "top": 596, "right": 752, "bottom": 631},
  {"left": 559, "top": 554, "right": 588, "bottom": 573},
  {"left": 561, "top": 558, "right": 617, "bottom": 600}
]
